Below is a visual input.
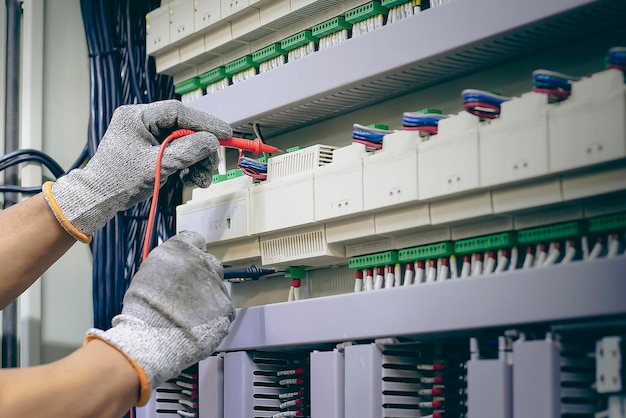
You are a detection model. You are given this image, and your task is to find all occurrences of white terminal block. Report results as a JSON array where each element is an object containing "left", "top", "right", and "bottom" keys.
[
  {"left": 260, "top": 224, "right": 344, "bottom": 267},
  {"left": 549, "top": 69, "right": 626, "bottom": 173},
  {"left": 314, "top": 143, "right": 367, "bottom": 222},
  {"left": 362, "top": 130, "right": 422, "bottom": 211},
  {"left": 170, "top": 0, "right": 195, "bottom": 44},
  {"left": 146, "top": 5, "right": 171, "bottom": 55},
  {"left": 249, "top": 172, "right": 315, "bottom": 234},
  {"left": 250, "top": 144, "right": 336, "bottom": 234},
  {"left": 418, "top": 111, "right": 481, "bottom": 200},
  {"left": 195, "top": 0, "right": 222, "bottom": 32},
  {"left": 221, "top": 0, "right": 250, "bottom": 18},
  {"left": 479, "top": 92, "right": 550, "bottom": 187},
  {"left": 176, "top": 175, "right": 254, "bottom": 243}
]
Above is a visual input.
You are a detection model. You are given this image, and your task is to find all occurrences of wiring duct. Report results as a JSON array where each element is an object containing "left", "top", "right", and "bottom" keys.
[{"left": 80, "top": 0, "right": 176, "bottom": 343}]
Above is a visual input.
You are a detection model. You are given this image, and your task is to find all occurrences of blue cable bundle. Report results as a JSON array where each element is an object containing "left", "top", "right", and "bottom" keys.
[
  {"left": 532, "top": 69, "right": 580, "bottom": 102},
  {"left": 461, "top": 89, "right": 510, "bottom": 120},
  {"left": 80, "top": 0, "right": 176, "bottom": 351},
  {"left": 402, "top": 109, "right": 447, "bottom": 135},
  {"left": 352, "top": 123, "right": 392, "bottom": 149},
  {"left": 238, "top": 155, "right": 268, "bottom": 180}
]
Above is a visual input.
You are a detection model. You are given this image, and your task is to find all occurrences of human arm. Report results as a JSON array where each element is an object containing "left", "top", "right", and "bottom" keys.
[
  {"left": 0, "top": 100, "right": 231, "bottom": 308},
  {"left": 0, "top": 339, "right": 138, "bottom": 418},
  {"left": 0, "top": 231, "right": 234, "bottom": 418},
  {"left": 0, "top": 193, "right": 75, "bottom": 309}
]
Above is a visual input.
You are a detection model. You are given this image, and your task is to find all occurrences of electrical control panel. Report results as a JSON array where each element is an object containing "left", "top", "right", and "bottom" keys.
[{"left": 141, "top": 1, "right": 626, "bottom": 417}]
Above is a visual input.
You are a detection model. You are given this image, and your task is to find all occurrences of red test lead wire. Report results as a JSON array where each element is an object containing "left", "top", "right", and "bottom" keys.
[
  {"left": 142, "top": 129, "right": 279, "bottom": 260},
  {"left": 142, "top": 128, "right": 195, "bottom": 261}
]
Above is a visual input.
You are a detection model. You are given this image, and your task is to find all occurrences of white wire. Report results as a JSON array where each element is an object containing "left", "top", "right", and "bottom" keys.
[
  {"left": 460, "top": 258, "right": 471, "bottom": 278},
  {"left": 404, "top": 264, "right": 414, "bottom": 286},
  {"left": 384, "top": 268, "right": 395, "bottom": 289},
  {"left": 589, "top": 241, "right": 603, "bottom": 260},
  {"left": 561, "top": 244, "right": 576, "bottom": 263},
  {"left": 365, "top": 270, "right": 374, "bottom": 291},
  {"left": 607, "top": 234, "right": 619, "bottom": 258},
  {"left": 394, "top": 263, "right": 402, "bottom": 287},
  {"left": 354, "top": 276, "right": 363, "bottom": 293},
  {"left": 287, "top": 286, "right": 294, "bottom": 302},
  {"left": 294, "top": 286, "right": 300, "bottom": 301},
  {"left": 534, "top": 244, "right": 547, "bottom": 268},
  {"left": 483, "top": 254, "right": 496, "bottom": 275},
  {"left": 581, "top": 236, "right": 590, "bottom": 260},
  {"left": 494, "top": 254, "right": 509, "bottom": 274},
  {"left": 426, "top": 262, "right": 436, "bottom": 282},
  {"left": 438, "top": 263, "right": 449, "bottom": 282},
  {"left": 449, "top": 255, "right": 458, "bottom": 278},
  {"left": 522, "top": 248, "right": 534, "bottom": 269},
  {"left": 415, "top": 262, "right": 425, "bottom": 284},
  {"left": 542, "top": 247, "right": 561, "bottom": 267},
  {"left": 472, "top": 257, "right": 483, "bottom": 276},
  {"left": 374, "top": 269, "right": 384, "bottom": 290},
  {"left": 508, "top": 246, "right": 518, "bottom": 271}
]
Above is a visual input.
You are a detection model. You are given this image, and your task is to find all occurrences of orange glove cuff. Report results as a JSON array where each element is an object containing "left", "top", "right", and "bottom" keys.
[
  {"left": 42, "top": 181, "right": 92, "bottom": 244},
  {"left": 84, "top": 334, "right": 151, "bottom": 407}
]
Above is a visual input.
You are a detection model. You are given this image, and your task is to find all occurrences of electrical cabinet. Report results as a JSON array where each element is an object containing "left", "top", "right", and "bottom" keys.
[{"left": 138, "top": 0, "right": 626, "bottom": 417}]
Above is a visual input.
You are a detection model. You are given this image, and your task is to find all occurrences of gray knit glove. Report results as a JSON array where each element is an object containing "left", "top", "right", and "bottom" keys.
[
  {"left": 43, "top": 100, "right": 232, "bottom": 243},
  {"left": 85, "top": 231, "right": 235, "bottom": 406}
]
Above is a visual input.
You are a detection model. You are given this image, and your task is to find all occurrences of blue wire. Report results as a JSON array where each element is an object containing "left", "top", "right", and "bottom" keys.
[
  {"left": 401, "top": 117, "right": 442, "bottom": 125},
  {"left": 532, "top": 74, "right": 573, "bottom": 89},
  {"left": 352, "top": 131, "right": 385, "bottom": 141},
  {"left": 461, "top": 93, "right": 508, "bottom": 105}
]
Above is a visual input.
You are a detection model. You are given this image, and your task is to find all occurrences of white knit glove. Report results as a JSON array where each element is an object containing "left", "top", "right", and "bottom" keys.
[
  {"left": 85, "top": 231, "right": 235, "bottom": 406},
  {"left": 43, "top": 100, "right": 232, "bottom": 243}
]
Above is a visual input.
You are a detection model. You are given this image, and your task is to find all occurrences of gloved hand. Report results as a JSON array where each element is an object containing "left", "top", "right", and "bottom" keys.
[
  {"left": 43, "top": 100, "right": 232, "bottom": 243},
  {"left": 85, "top": 231, "right": 235, "bottom": 406}
]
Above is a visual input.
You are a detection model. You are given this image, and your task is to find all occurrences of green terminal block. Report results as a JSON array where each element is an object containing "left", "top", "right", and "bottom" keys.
[
  {"left": 416, "top": 108, "right": 442, "bottom": 115},
  {"left": 454, "top": 232, "right": 517, "bottom": 255},
  {"left": 285, "top": 266, "right": 307, "bottom": 279},
  {"left": 312, "top": 16, "right": 352, "bottom": 38},
  {"left": 257, "top": 156, "right": 269, "bottom": 163},
  {"left": 517, "top": 221, "right": 585, "bottom": 244},
  {"left": 212, "top": 173, "right": 228, "bottom": 184},
  {"left": 286, "top": 145, "right": 306, "bottom": 153},
  {"left": 398, "top": 242, "right": 454, "bottom": 262},
  {"left": 174, "top": 77, "right": 202, "bottom": 95},
  {"left": 227, "top": 169, "right": 244, "bottom": 179},
  {"left": 381, "top": 0, "right": 421, "bottom": 8},
  {"left": 349, "top": 251, "right": 398, "bottom": 269},
  {"left": 224, "top": 55, "right": 257, "bottom": 76},
  {"left": 199, "top": 67, "right": 227, "bottom": 86},
  {"left": 345, "top": 1, "right": 388, "bottom": 24},
  {"left": 252, "top": 43, "right": 286, "bottom": 64},
  {"left": 588, "top": 213, "right": 626, "bottom": 233},
  {"left": 281, "top": 30, "right": 318, "bottom": 51}
]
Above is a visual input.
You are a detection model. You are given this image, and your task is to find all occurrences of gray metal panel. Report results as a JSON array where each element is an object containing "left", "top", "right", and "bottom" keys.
[
  {"left": 199, "top": 356, "right": 223, "bottom": 418},
  {"left": 344, "top": 344, "right": 382, "bottom": 418},
  {"left": 217, "top": 258, "right": 626, "bottom": 351},
  {"left": 223, "top": 351, "right": 254, "bottom": 418},
  {"left": 134, "top": 395, "right": 158, "bottom": 418},
  {"left": 310, "top": 350, "right": 344, "bottom": 418},
  {"left": 189, "top": 0, "right": 626, "bottom": 135},
  {"left": 467, "top": 359, "right": 512, "bottom": 418},
  {"left": 513, "top": 339, "right": 561, "bottom": 418}
]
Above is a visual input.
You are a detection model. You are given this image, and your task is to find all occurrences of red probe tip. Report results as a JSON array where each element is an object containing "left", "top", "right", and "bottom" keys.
[{"left": 219, "top": 137, "right": 279, "bottom": 155}]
